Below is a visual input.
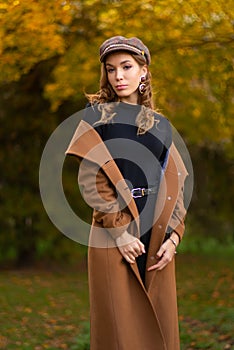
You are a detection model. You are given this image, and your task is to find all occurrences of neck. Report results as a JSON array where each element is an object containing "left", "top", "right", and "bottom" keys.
[{"left": 119, "top": 95, "right": 138, "bottom": 105}]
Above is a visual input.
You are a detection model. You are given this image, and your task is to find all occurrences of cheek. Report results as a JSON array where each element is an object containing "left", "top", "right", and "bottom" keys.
[
  {"left": 107, "top": 74, "right": 114, "bottom": 86},
  {"left": 132, "top": 74, "right": 140, "bottom": 87},
  {"left": 131, "top": 69, "right": 141, "bottom": 84}
]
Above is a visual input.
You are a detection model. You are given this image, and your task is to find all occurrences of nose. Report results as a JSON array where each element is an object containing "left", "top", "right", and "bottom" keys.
[{"left": 115, "top": 68, "right": 123, "bottom": 81}]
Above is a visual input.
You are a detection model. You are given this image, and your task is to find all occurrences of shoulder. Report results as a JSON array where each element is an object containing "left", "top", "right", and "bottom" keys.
[
  {"left": 82, "top": 103, "right": 101, "bottom": 126},
  {"left": 153, "top": 111, "right": 169, "bottom": 123},
  {"left": 153, "top": 111, "right": 171, "bottom": 131},
  {"left": 151, "top": 111, "right": 172, "bottom": 148}
]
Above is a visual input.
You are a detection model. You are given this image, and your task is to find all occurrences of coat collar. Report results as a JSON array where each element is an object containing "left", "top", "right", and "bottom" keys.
[
  {"left": 66, "top": 119, "right": 113, "bottom": 165},
  {"left": 66, "top": 120, "right": 140, "bottom": 226}
]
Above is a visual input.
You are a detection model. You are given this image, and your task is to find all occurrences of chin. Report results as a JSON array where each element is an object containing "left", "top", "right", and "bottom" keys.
[{"left": 116, "top": 92, "right": 131, "bottom": 99}]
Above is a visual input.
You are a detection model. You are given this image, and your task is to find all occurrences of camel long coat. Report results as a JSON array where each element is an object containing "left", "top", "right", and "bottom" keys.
[{"left": 66, "top": 119, "right": 188, "bottom": 350}]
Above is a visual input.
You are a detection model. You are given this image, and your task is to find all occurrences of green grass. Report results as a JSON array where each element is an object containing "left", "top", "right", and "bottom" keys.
[
  {"left": 0, "top": 265, "right": 89, "bottom": 349},
  {"left": 177, "top": 254, "right": 234, "bottom": 350},
  {"left": 0, "top": 254, "right": 233, "bottom": 349}
]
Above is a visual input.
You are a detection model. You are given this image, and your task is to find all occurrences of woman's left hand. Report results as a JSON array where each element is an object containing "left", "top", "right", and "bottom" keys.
[{"left": 147, "top": 234, "right": 179, "bottom": 271}]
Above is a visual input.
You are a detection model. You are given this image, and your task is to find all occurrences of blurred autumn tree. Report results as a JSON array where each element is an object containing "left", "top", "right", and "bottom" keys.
[{"left": 0, "top": 0, "right": 233, "bottom": 264}]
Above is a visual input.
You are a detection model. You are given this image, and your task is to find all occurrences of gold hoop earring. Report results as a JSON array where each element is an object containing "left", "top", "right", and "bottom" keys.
[{"left": 139, "top": 75, "right": 146, "bottom": 94}]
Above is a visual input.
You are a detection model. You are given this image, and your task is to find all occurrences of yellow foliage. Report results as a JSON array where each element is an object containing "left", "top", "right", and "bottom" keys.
[
  {"left": 0, "top": 0, "right": 72, "bottom": 81},
  {"left": 0, "top": 0, "right": 233, "bottom": 149},
  {"left": 192, "top": 108, "right": 201, "bottom": 118}
]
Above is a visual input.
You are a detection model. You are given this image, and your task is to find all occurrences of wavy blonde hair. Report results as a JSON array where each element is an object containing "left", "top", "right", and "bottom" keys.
[{"left": 86, "top": 53, "right": 157, "bottom": 134}]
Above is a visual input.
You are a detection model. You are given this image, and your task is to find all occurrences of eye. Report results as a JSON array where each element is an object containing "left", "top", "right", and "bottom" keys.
[
  {"left": 123, "top": 65, "right": 132, "bottom": 70},
  {"left": 106, "top": 67, "right": 115, "bottom": 73}
]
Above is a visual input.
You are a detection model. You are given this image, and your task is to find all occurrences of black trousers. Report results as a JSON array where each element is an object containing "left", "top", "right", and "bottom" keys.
[
  {"left": 136, "top": 229, "right": 151, "bottom": 285},
  {"left": 134, "top": 193, "right": 157, "bottom": 285}
]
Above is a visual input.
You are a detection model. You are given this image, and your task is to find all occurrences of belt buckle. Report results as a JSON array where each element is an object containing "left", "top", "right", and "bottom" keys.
[{"left": 131, "top": 187, "right": 145, "bottom": 198}]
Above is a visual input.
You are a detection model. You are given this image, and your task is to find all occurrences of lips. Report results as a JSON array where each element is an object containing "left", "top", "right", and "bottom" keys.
[{"left": 116, "top": 85, "right": 128, "bottom": 90}]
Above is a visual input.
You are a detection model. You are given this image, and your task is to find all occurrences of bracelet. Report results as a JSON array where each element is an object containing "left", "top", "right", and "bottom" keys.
[
  {"left": 169, "top": 237, "right": 177, "bottom": 248},
  {"left": 173, "top": 231, "right": 181, "bottom": 243}
]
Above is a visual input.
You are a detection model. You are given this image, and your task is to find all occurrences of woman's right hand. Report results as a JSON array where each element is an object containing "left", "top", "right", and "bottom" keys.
[{"left": 115, "top": 231, "right": 145, "bottom": 264}]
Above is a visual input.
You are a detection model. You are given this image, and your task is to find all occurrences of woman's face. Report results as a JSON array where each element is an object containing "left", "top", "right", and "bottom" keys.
[{"left": 105, "top": 52, "right": 147, "bottom": 104}]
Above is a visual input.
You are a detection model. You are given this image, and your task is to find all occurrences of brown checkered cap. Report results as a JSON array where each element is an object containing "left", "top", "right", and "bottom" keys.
[{"left": 99, "top": 36, "right": 151, "bottom": 65}]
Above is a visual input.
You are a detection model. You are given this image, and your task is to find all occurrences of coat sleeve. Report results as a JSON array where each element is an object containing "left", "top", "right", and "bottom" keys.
[
  {"left": 167, "top": 185, "right": 186, "bottom": 241},
  {"left": 166, "top": 144, "right": 188, "bottom": 242},
  {"left": 78, "top": 158, "right": 133, "bottom": 240}
]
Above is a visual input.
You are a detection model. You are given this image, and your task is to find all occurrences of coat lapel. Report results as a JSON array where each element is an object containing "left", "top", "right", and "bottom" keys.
[
  {"left": 66, "top": 120, "right": 140, "bottom": 230},
  {"left": 146, "top": 152, "right": 180, "bottom": 291}
]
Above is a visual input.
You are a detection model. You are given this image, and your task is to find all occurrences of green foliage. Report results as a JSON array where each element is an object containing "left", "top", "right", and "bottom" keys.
[
  {"left": 177, "top": 255, "right": 234, "bottom": 349},
  {"left": 0, "top": 60, "right": 87, "bottom": 265},
  {"left": 71, "top": 321, "right": 90, "bottom": 350},
  {"left": 183, "top": 145, "right": 234, "bottom": 245},
  {"left": 178, "top": 232, "right": 234, "bottom": 256},
  {"left": 0, "top": 267, "right": 89, "bottom": 349}
]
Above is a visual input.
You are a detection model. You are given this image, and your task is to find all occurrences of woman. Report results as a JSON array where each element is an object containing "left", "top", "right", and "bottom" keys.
[{"left": 66, "top": 36, "right": 189, "bottom": 350}]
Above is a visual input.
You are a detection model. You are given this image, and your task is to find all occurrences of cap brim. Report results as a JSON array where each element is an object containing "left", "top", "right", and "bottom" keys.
[{"left": 100, "top": 45, "right": 146, "bottom": 63}]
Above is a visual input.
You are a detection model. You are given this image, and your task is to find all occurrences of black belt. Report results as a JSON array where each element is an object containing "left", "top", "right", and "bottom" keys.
[{"left": 131, "top": 186, "right": 158, "bottom": 198}]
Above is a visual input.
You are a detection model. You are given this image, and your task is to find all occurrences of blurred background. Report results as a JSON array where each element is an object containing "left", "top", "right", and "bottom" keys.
[{"left": 0, "top": 1, "right": 233, "bottom": 348}]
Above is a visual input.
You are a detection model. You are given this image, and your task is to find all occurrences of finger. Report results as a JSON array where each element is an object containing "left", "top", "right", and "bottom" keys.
[
  {"left": 148, "top": 260, "right": 166, "bottom": 271},
  {"left": 124, "top": 246, "right": 139, "bottom": 257},
  {"left": 156, "top": 245, "right": 166, "bottom": 259},
  {"left": 124, "top": 254, "right": 136, "bottom": 264},
  {"left": 122, "top": 247, "right": 138, "bottom": 260},
  {"left": 148, "top": 256, "right": 164, "bottom": 270},
  {"left": 131, "top": 244, "right": 142, "bottom": 256},
  {"left": 126, "top": 248, "right": 139, "bottom": 258},
  {"left": 134, "top": 240, "right": 145, "bottom": 254},
  {"left": 155, "top": 260, "right": 167, "bottom": 271},
  {"left": 158, "top": 255, "right": 173, "bottom": 270},
  {"left": 129, "top": 242, "right": 145, "bottom": 256},
  {"left": 147, "top": 256, "right": 163, "bottom": 271},
  {"left": 147, "top": 264, "right": 158, "bottom": 271},
  {"left": 120, "top": 249, "right": 135, "bottom": 263},
  {"left": 128, "top": 249, "right": 139, "bottom": 259},
  {"left": 148, "top": 252, "right": 174, "bottom": 271},
  {"left": 138, "top": 241, "right": 146, "bottom": 254}
]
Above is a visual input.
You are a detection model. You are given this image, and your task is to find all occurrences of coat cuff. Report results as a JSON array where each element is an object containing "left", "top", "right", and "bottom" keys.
[
  {"left": 173, "top": 221, "right": 185, "bottom": 242},
  {"left": 93, "top": 209, "right": 132, "bottom": 240}
]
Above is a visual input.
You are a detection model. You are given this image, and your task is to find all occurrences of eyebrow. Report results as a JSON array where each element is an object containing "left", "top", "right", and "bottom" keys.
[{"left": 105, "top": 60, "right": 132, "bottom": 67}]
